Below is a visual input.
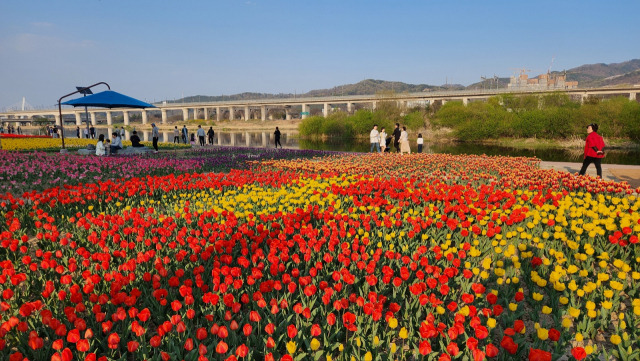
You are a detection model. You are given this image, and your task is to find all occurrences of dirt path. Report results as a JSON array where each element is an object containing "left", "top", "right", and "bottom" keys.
[{"left": 540, "top": 161, "right": 640, "bottom": 188}]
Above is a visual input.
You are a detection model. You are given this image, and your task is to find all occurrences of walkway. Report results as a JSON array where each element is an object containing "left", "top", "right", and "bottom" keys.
[{"left": 540, "top": 161, "right": 640, "bottom": 188}]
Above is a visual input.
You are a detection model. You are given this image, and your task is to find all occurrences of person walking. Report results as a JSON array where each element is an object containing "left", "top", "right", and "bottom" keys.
[
  {"left": 393, "top": 123, "right": 401, "bottom": 153},
  {"left": 579, "top": 123, "right": 605, "bottom": 178},
  {"left": 83, "top": 127, "right": 90, "bottom": 139},
  {"left": 417, "top": 133, "right": 424, "bottom": 153},
  {"left": 379, "top": 127, "right": 388, "bottom": 153},
  {"left": 197, "top": 125, "right": 206, "bottom": 147},
  {"left": 90, "top": 126, "right": 95, "bottom": 139},
  {"left": 151, "top": 123, "right": 160, "bottom": 153},
  {"left": 173, "top": 126, "right": 180, "bottom": 143},
  {"left": 400, "top": 126, "right": 411, "bottom": 154},
  {"left": 207, "top": 127, "right": 215, "bottom": 145},
  {"left": 181, "top": 125, "right": 188, "bottom": 144},
  {"left": 76, "top": 126, "right": 80, "bottom": 138},
  {"left": 370, "top": 125, "right": 380, "bottom": 153},
  {"left": 274, "top": 127, "right": 282, "bottom": 148}
]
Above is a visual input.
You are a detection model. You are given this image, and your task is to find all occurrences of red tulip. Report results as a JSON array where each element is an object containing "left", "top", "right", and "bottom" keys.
[
  {"left": 419, "top": 340, "right": 432, "bottom": 355},
  {"left": 184, "top": 338, "right": 194, "bottom": 351},
  {"left": 528, "top": 348, "right": 552, "bottom": 361},
  {"left": 107, "top": 333, "right": 120, "bottom": 349},
  {"left": 236, "top": 344, "right": 249, "bottom": 358},
  {"left": 216, "top": 341, "right": 229, "bottom": 354},
  {"left": 287, "top": 324, "right": 297, "bottom": 338},
  {"left": 264, "top": 323, "right": 275, "bottom": 335},
  {"left": 127, "top": 341, "right": 139, "bottom": 352},
  {"left": 571, "top": 347, "right": 586, "bottom": 361}
]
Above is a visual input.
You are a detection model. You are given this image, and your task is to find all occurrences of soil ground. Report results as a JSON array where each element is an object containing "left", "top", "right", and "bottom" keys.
[{"left": 540, "top": 161, "right": 640, "bottom": 188}]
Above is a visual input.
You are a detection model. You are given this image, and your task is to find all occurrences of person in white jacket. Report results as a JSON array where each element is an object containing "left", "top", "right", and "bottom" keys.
[
  {"left": 95, "top": 134, "right": 106, "bottom": 156},
  {"left": 369, "top": 125, "right": 380, "bottom": 153},
  {"left": 400, "top": 126, "right": 410, "bottom": 154}
]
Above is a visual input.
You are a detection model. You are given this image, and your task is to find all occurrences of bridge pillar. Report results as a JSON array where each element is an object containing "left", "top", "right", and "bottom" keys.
[
  {"left": 441, "top": 99, "right": 447, "bottom": 105},
  {"left": 462, "top": 98, "right": 469, "bottom": 106},
  {"left": 182, "top": 108, "right": 189, "bottom": 121},
  {"left": 261, "top": 106, "right": 267, "bottom": 121},
  {"left": 90, "top": 112, "right": 96, "bottom": 126},
  {"left": 75, "top": 112, "right": 82, "bottom": 126},
  {"left": 245, "top": 132, "right": 251, "bottom": 147},
  {"left": 230, "top": 133, "right": 236, "bottom": 146},
  {"left": 323, "top": 103, "right": 329, "bottom": 117},
  {"left": 55, "top": 114, "right": 62, "bottom": 126},
  {"left": 229, "top": 106, "right": 235, "bottom": 121},
  {"left": 347, "top": 102, "right": 353, "bottom": 113},
  {"left": 301, "top": 104, "right": 308, "bottom": 119},
  {"left": 141, "top": 110, "right": 148, "bottom": 125},
  {"left": 161, "top": 109, "right": 167, "bottom": 124},
  {"left": 204, "top": 107, "right": 209, "bottom": 120},
  {"left": 245, "top": 106, "right": 250, "bottom": 121},
  {"left": 581, "top": 94, "right": 587, "bottom": 104},
  {"left": 285, "top": 108, "right": 291, "bottom": 120},
  {"left": 106, "top": 111, "right": 112, "bottom": 126},
  {"left": 372, "top": 101, "right": 377, "bottom": 110},
  {"left": 123, "top": 111, "right": 130, "bottom": 126},
  {"left": 216, "top": 107, "right": 221, "bottom": 122},
  {"left": 630, "top": 92, "right": 637, "bottom": 102}
]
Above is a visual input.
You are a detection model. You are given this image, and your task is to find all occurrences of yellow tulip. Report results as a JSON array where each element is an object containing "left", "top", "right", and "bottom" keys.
[
  {"left": 310, "top": 338, "right": 320, "bottom": 351},
  {"left": 388, "top": 317, "right": 398, "bottom": 329},
  {"left": 537, "top": 328, "right": 548, "bottom": 340},
  {"left": 399, "top": 327, "right": 408, "bottom": 339},
  {"left": 286, "top": 341, "right": 296, "bottom": 354},
  {"left": 364, "top": 352, "right": 372, "bottom": 361}
]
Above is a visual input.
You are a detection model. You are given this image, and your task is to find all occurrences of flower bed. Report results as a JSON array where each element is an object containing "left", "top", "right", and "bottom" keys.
[
  {"left": 0, "top": 153, "right": 638, "bottom": 361},
  {"left": 0, "top": 138, "right": 192, "bottom": 152},
  {"left": 0, "top": 134, "right": 51, "bottom": 139}
]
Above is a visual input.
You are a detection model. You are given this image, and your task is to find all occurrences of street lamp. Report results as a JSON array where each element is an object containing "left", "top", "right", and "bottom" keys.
[
  {"left": 58, "top": 82, "right": 110, "bottom": 151},
  {"left": 76, "top": 86, "right": 93, "bottom": 138}
]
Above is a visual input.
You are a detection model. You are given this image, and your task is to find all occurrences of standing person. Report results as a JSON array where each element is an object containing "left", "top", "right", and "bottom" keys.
[
  {"left": 417, "top": 134, "right": 424, "bottom": 153},
  {"left": 120, "top": 127, "right": 125, "bottom": 138},
  {"left": 83, "top": 127, "right": 89, "bottom": 139},
  {"left": 181, "top": 125, "right": 188, "bottom": 144},
  {"left": 17, "top": 126, "right": 21, "bottom": 135},
  {"left": 274, "top": 127, "right": 282, "bottom": 148},
  {"left": 370, "top": 125, "right": 380, "bottom": 153},
  {"left": 379, "top": 127, "right": 388, "bottom": 153},
  {"left": 90, "top": 125, "right": 96, "bottom": 139},
  {"left": 579, "top": 123, "right": 605, "bottom": 178},
  {"left": 76, "top": 126, "right": 80, "bottom": 138},
  {"left": 190, "top": 133, "right": 196, "bottom": 146},
  {"left": 197, "top": 125, "right": 206, "bottom": 146},
  {"left": 173, "top": 126, "right": 180, "bottom": 143},
  {"left": 110, "top": 132, "right": 123, "bottom": 154},
  {"left": 96, "top": 134, "right": 106, "bottom": 156},
  {"left": 151, "top": 123, "right": 159, "bottom": 153},
  {"left": 400, "top": 126, "right": 411, "bottom": 154},
  {"left": 393, "top": 123, "right": 401, "bottom": 153},
  {"left": 207, "top": 127, "right": 215, "bottom": 145}
]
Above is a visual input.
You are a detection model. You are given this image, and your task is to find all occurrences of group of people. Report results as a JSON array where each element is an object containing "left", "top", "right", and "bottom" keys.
[
  {"left": 95, "top": 123, "right": 161, "bottom": 156},
  {"left": 370, "top": 123, "right": 424, "bottom": 154},
  {"left": 174, "top": 125, "right": 215, "bottom": 146},
  {"left": 0, "top": 124, "right": 21, "bottom": 134},
  {"left": 75, "top": 126, "right": 96, "bottom": 139}
]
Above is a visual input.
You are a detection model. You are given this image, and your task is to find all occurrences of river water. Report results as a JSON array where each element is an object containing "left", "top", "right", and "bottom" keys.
[{"left": 19, "top": 128, "right": 640, "bottom": 165}]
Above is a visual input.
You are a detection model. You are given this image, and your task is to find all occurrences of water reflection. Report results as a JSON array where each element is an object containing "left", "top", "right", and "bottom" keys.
[{"left": 16, "top": 128, "right": 640, "bottom": 165}]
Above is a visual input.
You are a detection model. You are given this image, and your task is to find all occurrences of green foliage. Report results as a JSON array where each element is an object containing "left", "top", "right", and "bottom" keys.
[
  {"left": 299, "top": 106, "right": 426, "bottom": 139},
  {"left": 432, "top": 94, "right": 640, "bottom": 141}
]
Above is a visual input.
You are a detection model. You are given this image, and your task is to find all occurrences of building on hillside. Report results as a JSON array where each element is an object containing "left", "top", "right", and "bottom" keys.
[{"left": 508, "top": 70, "right": 578, "bottom": 90}]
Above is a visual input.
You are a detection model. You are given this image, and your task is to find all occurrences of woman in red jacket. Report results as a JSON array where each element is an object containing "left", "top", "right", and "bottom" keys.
[{"left": 578, "top": 123, "right": 605, "bottom": 178}]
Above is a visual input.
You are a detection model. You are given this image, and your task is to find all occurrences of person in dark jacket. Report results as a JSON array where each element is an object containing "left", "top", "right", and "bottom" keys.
[
  {"left": 130, "top": 131, "right": 144, "bottom": 147},
  {"left": 274, "top": 127, "right": 282, "bottom": 148},
  {"left": 392, "top": 123, "right": 401, "bottom": 153},
  {"left": 579, "top": 123, "right": 605, "bottom": 178},
  {"left": 207, "top": 127, "right": 215, "bottom": 145}
]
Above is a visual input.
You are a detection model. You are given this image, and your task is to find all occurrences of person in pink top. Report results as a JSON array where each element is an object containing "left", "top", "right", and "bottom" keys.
[{"left": 578, "top": 123, "right": 605, "bottom": 178}]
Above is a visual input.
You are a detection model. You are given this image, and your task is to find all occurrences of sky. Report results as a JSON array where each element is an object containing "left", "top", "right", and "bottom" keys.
[{"left": 1, "top": 0, "right": 639, "bottom": 110}]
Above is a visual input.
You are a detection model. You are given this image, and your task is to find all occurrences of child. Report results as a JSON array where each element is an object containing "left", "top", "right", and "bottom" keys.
[
  {"left": 417, "top": 134, "right": 423, "bottom": 153},
  {"left": 190, "top": 133, "right": 196, "bottom": 146},
  {"left": 105, "top": 139, "right": 111, "bottom": 156}
]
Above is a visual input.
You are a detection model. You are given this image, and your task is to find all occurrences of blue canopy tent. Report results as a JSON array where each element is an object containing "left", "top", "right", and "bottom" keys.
[
  {"left": 57, "top": 82, "right": 156, "bottom": 150},
  {"left": 62, "top": 90, "right": 156, "bottom": 109}
]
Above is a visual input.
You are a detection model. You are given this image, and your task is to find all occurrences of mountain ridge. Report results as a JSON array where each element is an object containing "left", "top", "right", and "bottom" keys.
[{"left": 170, "top": 59, "right": 640, "bottom": 103}]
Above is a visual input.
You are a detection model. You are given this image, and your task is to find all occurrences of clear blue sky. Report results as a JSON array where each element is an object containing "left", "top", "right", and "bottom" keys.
[{"left": 1, "top": 0, "right": 638, "bottom": 109}]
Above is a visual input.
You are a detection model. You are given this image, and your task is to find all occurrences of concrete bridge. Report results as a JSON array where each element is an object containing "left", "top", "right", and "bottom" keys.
[{"left": 2, "top": 86, "right": 638, "bottom": 127}]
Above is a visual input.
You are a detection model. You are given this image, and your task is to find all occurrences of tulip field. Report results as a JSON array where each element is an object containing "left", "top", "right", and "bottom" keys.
[{"left": 0, "top": 148, "right": 639, "bottom": 361}]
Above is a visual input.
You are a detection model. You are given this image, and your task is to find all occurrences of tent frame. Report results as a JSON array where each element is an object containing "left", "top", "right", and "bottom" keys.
[{"left": 57, "top": 82, "right": 110, "bottom": 150}]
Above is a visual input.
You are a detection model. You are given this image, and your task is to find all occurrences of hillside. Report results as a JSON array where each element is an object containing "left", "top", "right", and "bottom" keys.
[{"left": 167, "top": 59, "right": 640, "bottom": 103}]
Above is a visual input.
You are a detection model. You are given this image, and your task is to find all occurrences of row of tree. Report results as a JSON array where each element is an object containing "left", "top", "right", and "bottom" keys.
[
  {"left": 433, "top": 93, "right": 640, "bottom": 140},
  {"left": 298, "top": 93, "right": 640, "bottom": 141}
]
